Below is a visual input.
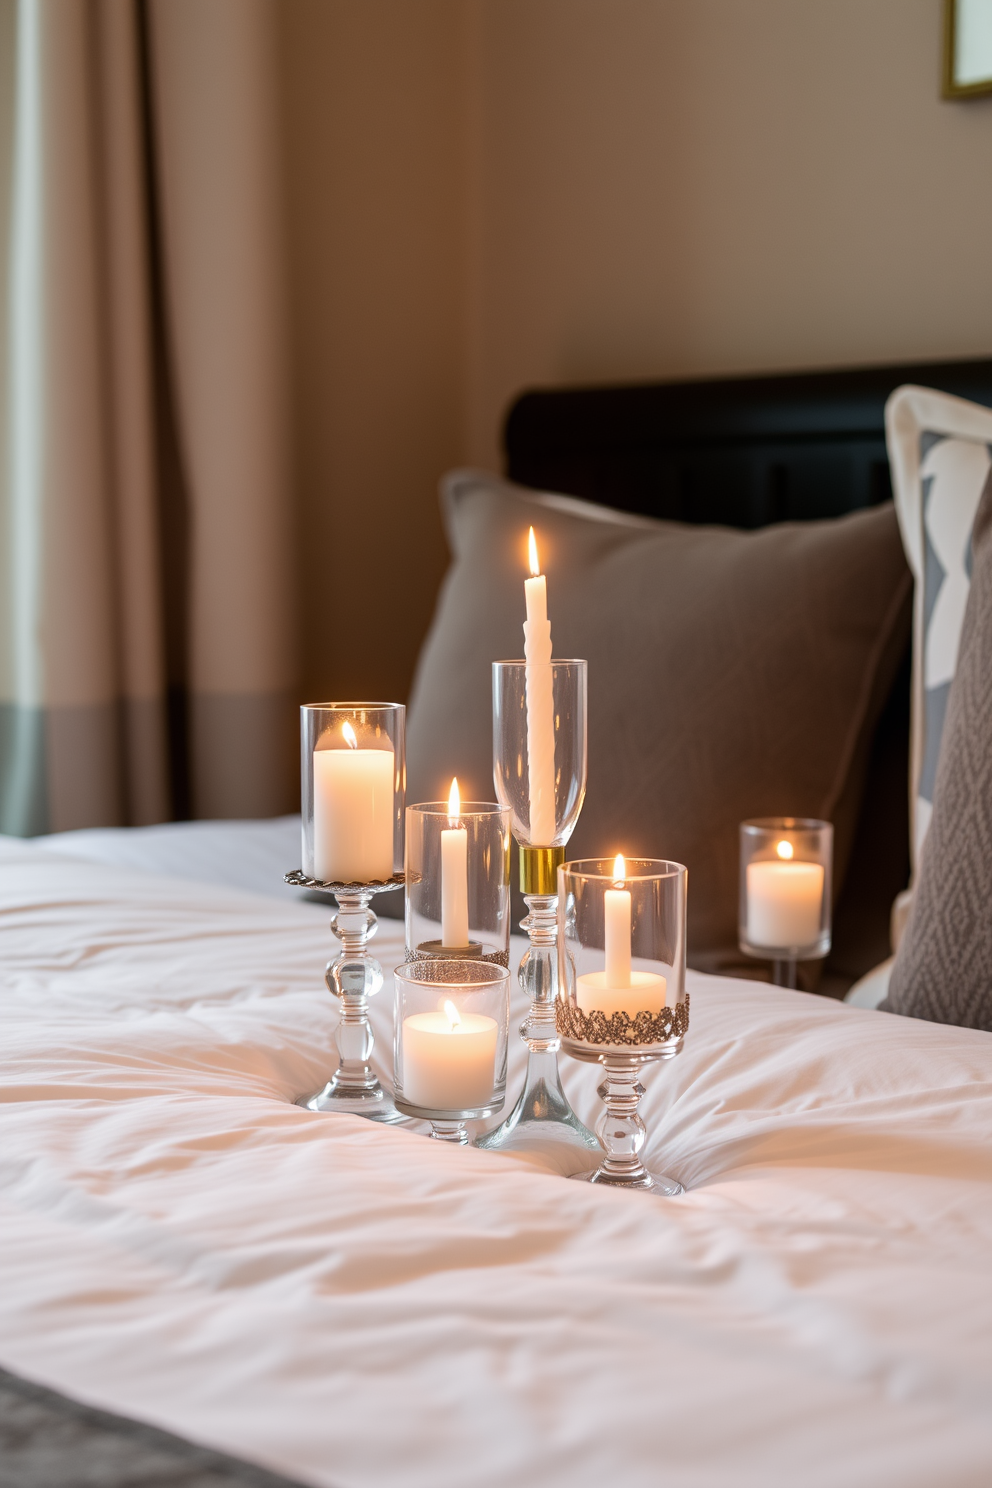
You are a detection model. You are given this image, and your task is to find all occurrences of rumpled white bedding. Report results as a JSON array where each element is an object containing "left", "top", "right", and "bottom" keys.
[{"left": 3, "top": 832, "right": 992, "bottom": 1488}]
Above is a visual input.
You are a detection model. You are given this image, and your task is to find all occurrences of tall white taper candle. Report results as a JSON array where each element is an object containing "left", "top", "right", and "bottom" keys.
[{"left": 523, "top": 527, "right": 556, "bottom": 846}]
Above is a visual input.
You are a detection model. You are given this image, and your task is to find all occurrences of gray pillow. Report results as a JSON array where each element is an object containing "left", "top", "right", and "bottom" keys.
[
  {"left": 407, "top": 472, "right": 911, "bottom": 969},
  {"left": 884, "top": 470, "right": 992, "bottom": 1028}
]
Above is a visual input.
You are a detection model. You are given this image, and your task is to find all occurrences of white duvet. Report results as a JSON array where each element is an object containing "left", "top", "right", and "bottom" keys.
[{"left": 3, "top": 832, "right": 992, "bottom": 1487}]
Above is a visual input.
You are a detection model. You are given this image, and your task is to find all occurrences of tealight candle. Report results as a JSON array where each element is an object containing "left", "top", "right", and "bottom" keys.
[
  {"left": 312, "top": 721, "right": 394, "bottom": 883},
  {"left": 402, "top": 999, "right": 498, "bottom": 1109},
  {"left": 746, "top": 839, "right": 824, "bottom": 949},
  {"left": 523, "top": 527, "right": 556, "bottom": 845},
  {"left": 575, "top": 855, "right": 667, "bottom": 1017}
]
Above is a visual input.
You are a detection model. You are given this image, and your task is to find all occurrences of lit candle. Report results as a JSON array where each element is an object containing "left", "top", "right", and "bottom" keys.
[
  {"left": 746, "top": 838, "right": 824, "bottom": 949},
  {"left": 441, "top": 777, "right": 469, "bottom": 948},
  {"left": 576, "top": 855, "right": 667, "bottom": 1017},
  {"left": 402, "top": 999, "right": 498, "bottom": 1109},
  {"left": 312, "top": 721, "right": 394, "bottom": 883},
  {"left": 523, "top": 527, "right": 556, "bottom": 845}
]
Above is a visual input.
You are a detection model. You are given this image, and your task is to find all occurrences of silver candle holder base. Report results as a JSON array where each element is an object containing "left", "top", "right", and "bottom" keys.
[{"left": 286, "top": 869, "right": 406, "bottom": 1123}]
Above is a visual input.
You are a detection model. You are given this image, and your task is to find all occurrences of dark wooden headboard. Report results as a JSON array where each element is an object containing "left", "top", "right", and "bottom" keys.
[
  {"left": 503, "top": 355, "right": 992, "bottom": 993},
  {"left": 504, "top": 357, "right": 992, "bottom": 527}
]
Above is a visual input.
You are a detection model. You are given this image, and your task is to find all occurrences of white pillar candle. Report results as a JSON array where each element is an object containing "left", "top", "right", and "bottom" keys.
[
  {"left": 402, "top": 1000, "right": 498, "bottom": 1109},
  {"left": 575, "top": 855, "right": 667, "bottom": 1017},
  {"left": 523, "top": 527, "right": 556, "bottom": 846},
  {"left": 441, "top": 777, "right": 469, "bottom": 948},
  {"left": 312, "top": 722, "right": 394, "bottom": 883},
  {"left": 746, "top": 854, "right": 824, "bottom": 949},
  {"left": 576, "top": 970, "right": 668, "bottom": 1019}
]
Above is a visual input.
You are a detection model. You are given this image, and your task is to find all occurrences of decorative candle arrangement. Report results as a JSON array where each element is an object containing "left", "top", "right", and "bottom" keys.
[{"left": 291, "top": 526, "right": 855, "bottom": 1200}]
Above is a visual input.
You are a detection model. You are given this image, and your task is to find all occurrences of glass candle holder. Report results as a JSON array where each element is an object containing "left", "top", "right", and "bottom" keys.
[
  {"left": 477, "top": 659, "right": 599, "bottom": 1161},
  {"left": 291, "top": 703, "right": 406, "bottom": 1122},
  {"left": 405, "top": 794, "right": 511, "bottom": 967},
  {"left": 393, "top": 959, "right": 511, "bottom": 1143},
  {"left": 558, "top": 857, "right": 689, "bottom": 1195},
  {"left": 739, "top": 818, "right": 833, "bottom": 988}
]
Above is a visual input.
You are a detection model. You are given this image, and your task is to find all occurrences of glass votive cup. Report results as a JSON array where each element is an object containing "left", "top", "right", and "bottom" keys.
[
  {"left": 300, "top": 703, "right": 405, "bottom": 884},
  {"left": 738, "top": 817, "right": 833, "bottom": 968},
  {"left": 557, "top": 857, "right": 688, "bottom": 1052},
  {"left": 405, "top": 798, "right": 511, "bottom": 966},
  {"left": 393, "top": 959, "right": 511, "bottom": 1142}
]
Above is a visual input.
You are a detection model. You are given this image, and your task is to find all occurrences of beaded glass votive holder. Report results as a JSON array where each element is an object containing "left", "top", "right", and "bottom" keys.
[
  {"left": 557, "top": 857, "right": 689, "bottom": 1195},
  {"left": 738, "top": 817, "right": 833, "bottom": 988},
  {"left": 405, "top": 796, "right": 510, "bottom": 968},
  {"left": 393, "top": 959, "right": 511, "bottom": 1143}
]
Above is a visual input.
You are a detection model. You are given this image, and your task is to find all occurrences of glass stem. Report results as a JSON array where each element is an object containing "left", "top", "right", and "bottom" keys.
[
  {"left": 299, "top": 891, "right": 403, "bottom": 1122},
  {"left": 474, "top": 893, "right": 599, "bottom": 1156},
  {"left": 772, "top": 957, "right": 798, "bottom": 989},
  {"left": 593, "top": 1058, "right": 650, "bottom": 1187},
  {"left": 429, "top": 1120, "right": 469, "bottom": 1144}
]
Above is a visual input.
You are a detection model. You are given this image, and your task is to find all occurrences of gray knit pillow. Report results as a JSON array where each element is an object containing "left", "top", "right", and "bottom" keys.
[{"left": 884, "top": 469, "right": 992, "bottom": 1028}]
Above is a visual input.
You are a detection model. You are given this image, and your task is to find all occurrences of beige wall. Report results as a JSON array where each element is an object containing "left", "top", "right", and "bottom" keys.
[
  {"left": 278, "top": 0, "right": 467, "bottom": 705},
  {"left": 280, "top": 0, "right": 992, "bottom": 698}
]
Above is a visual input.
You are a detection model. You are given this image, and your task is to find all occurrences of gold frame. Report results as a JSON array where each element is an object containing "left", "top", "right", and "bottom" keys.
[{"left": 943, "top": 0, "right": 992, "bottom": 99}]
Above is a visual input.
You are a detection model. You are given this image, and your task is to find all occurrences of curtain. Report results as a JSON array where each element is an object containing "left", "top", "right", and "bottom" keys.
[{"left": 0, "top": 0, "right": 296, "bottom": 835}]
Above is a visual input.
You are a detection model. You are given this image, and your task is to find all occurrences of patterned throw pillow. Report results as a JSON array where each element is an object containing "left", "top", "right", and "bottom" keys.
[
  {"left": 883, "top": 471, "right": 992, "bottom": 1028},
  {"left": 886, "top": 387, "right": 992, "bottom": 867}
]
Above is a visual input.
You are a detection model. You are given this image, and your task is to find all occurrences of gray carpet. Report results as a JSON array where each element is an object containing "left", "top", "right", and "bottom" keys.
[{"left": 0, "top": 1366, "right": 315, "bottom": 1488}]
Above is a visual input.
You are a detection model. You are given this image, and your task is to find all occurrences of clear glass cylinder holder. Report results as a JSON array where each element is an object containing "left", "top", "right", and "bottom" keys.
[
  {"left": 476, "top": 659, "right": 599, "bottom": 1159},
  {"left": 290, "top": 702, "right": 406, "bottom": 1121},
  {"left": 393, "top": 959, "right": 511, "bottom": 1143},
  {"left": 405, "top": 801, "right": 511, "bottom": 967},
  {"left": 557, "top": 858, "right": 689, "bottom": 1195},
  {"left": 738, "top": 817, "right": 833, "bottom": 989}
]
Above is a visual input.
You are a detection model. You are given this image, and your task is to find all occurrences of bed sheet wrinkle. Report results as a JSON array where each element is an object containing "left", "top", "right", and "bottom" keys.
[{"left": 4, "top": 838, "right": 992, "bottom": 1485}]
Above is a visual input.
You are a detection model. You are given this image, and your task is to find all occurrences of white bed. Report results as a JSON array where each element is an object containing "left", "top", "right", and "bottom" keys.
[{"left": 3, "top": 824, "right": 992, "bottom": 1487}]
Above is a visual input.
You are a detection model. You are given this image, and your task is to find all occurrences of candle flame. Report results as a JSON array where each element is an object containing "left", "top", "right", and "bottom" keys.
[
  {"left": 342, "top": 720, "right": 358, "bottom": 749},
  {"left": 447, "top": 776, "right": 460, "bottom": 824},
  {"left": 443, "top": 999, "right": 461, "bottom": 1031},
  {"left": 528, "top": 526, "right": 541, "bottom": 577},
  {"left": 776, "top": 839, "right": 794, "bottom": 860},
  {"left": 613, "top": 853, "right": 626, "bottom": 885}
]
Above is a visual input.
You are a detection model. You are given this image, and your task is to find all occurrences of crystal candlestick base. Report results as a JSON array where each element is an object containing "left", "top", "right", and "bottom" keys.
[
  {"left": 475, "top": 850, "right": 598, "bottom": 1160},
  {"left": 287, "top": 870, "right": 406, "bottom": 1122}
]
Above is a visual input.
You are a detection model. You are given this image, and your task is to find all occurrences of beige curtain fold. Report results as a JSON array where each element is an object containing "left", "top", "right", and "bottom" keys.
[{"left": 0, "top": 0, "right": 296, "bottom": 835}]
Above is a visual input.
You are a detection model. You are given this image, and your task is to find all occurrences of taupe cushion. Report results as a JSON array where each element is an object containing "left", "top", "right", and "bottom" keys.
[
  {"left": 884, "top": 471, "right": 992, "bottom": 1029},
  {"left": 407, "top": 472, "right": 911, "bottom": 968}
]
